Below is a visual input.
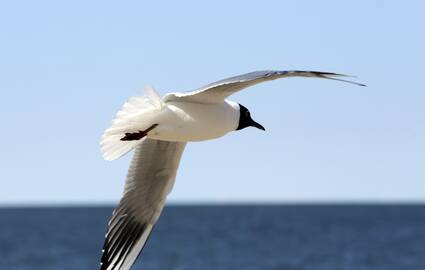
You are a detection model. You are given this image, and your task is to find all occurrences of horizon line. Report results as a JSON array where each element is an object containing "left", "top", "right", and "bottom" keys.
[{"left": 1, "top": 199, "right": 425, "bottom": 208}]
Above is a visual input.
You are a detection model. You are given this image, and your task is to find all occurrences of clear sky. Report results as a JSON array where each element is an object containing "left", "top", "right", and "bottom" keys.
[{"left": 1, "top": 1, "right": 424, "bottom": 205}]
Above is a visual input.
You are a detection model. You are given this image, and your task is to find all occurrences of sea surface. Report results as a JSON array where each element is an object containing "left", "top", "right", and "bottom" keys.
[{"left": 0, "top": 205, "right": 424, "bottom": 270}]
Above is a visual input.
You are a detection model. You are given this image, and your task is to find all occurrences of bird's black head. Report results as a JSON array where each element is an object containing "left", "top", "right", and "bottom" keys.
[{"left": 236, "top": 104, "right": 265, "bottom": 131}]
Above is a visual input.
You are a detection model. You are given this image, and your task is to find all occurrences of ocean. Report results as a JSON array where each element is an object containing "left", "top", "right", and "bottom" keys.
[{"left": 0, "top": 205, "right": 424, "bottom": 270}]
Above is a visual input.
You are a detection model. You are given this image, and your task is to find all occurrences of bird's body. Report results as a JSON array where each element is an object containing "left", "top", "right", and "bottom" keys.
[
  {"left": 98, "top": 70, "right": 364, "bottom": 270},
  {"left": 148, "top": 100, "right": 240, "bottom": 142}
]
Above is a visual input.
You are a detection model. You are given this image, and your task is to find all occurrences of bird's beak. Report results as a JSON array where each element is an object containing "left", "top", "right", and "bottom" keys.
[{"left": 251, "top": 120, "right": 265, "bottom": 131}]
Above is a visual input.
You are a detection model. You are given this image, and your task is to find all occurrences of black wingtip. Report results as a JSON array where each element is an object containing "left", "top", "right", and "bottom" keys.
[{"left": 100, "top": 215, "right": 150, "bottom": 270}]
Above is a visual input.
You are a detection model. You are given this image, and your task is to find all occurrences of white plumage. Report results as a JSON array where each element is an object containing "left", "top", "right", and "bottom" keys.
[
  {"left": 99, "top": 70, "right": 364, "bottom": 270},
  {"left": 100, "top": 86, "right": 165, "bottom": 161}
]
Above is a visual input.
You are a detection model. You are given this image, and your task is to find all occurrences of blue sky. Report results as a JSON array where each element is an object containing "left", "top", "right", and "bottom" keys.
[{"left": 1, "top": 1, "right": 424, "bottom": 205}]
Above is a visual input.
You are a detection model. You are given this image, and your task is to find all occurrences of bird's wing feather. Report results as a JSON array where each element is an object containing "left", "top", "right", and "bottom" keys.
[
  {"left": 164, "top": 70, "right": 365, "bottom": 104},
  {"left": 100, "top": 139, "right": 186, "bottom": 270}
]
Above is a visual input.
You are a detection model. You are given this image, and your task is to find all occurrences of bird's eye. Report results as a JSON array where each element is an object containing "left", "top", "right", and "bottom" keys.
[{"left": 245, "top": 111, "right": 250, "bottom": 117}]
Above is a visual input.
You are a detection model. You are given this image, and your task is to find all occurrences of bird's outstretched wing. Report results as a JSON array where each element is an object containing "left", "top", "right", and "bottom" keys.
[
  {"left": 164, "top": 70, "right": 365, "bottom": 104},
  {"left": 100, "top": 139, "right": 186, "bottom": 270}
]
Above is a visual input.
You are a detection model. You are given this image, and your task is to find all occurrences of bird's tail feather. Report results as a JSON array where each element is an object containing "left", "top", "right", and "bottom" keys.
[{"left": 101, "top": 86, "right": 164, "bottom": 161}]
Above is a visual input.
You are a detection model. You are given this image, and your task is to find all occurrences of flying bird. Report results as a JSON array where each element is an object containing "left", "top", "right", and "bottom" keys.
[{"left": 99, "top": 70, "right": 365, "bottom": 270}]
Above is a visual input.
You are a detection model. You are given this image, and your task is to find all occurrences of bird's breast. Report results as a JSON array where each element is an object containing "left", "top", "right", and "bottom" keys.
[{"left": 148, "top": 101, "right": 239, "bottom": 142}]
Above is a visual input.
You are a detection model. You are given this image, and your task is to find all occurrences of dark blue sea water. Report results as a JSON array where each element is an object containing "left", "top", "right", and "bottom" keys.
[{"left": 0, "top": 205, "right": 424, "bottom": 270}]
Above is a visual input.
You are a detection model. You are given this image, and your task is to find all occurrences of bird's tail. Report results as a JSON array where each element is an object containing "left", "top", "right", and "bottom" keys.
[{"left": 100, "top": 86, "right": 164, "bottom": 161}]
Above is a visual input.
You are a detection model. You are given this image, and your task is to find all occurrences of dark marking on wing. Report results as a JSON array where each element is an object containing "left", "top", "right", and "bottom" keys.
[{"left": 100, "top": 214, "right": 148, "bottom": 270}]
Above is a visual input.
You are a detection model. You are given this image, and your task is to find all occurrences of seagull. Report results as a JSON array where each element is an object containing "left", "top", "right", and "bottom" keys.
[{"left": 99, "top": 70, "right": 365, "bottom": 270}]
